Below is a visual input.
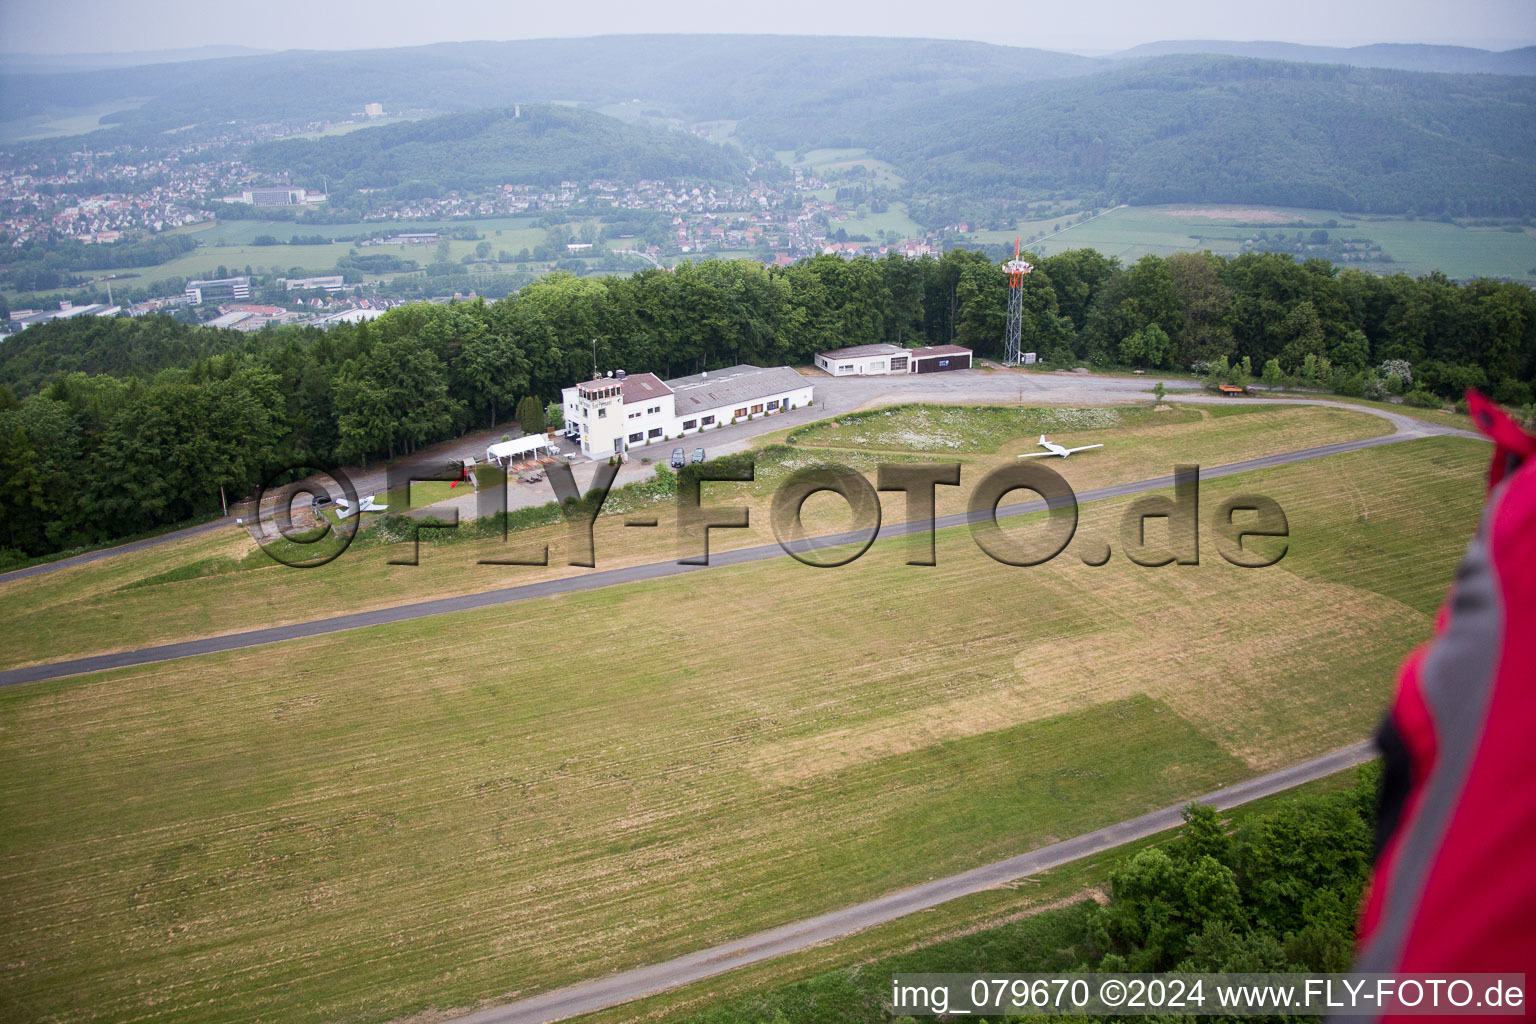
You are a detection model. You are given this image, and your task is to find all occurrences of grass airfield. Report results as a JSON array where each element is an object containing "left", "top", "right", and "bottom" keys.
[
  {"left": 0, "top": 403, "right": 1389, "bottom": 673},
  {"left": 0, "top": 401, "right": 1487, "bottom": 1024}
]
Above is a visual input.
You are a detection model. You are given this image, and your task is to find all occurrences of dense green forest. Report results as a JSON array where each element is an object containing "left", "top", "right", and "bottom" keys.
[
  {"left": 870, "top": 58, "right": 1536, "bottom": 216},
  {"left": 247, "top": 105, "right": 750, "bottom": 193},
  {"left": 2, "top": 247, "right": 1532, "bottom": 560},
  {"left": 681, "top": 768, "right": 1381, "bottom": 1023}
]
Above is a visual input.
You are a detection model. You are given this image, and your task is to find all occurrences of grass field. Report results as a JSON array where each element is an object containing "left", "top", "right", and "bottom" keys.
[
  {"left": 0, "top": 99, "right": 147, "bottom": 142},
  {"left": 772, "top": 148, "right": 906, "bottom": 187},
  {"left": 143, "top": 221, "right": 551, "bottom": 283},
  {"left": 830, "top": 200, "right": 925, "bottom": 241},
  {"left": 0, "top": 403, "right": 1394, "bottom": 672},
  {"left": 585, "top": 770, "right": 1365, "bottom": 1024},
  {"left": 173, "top": 216, "right": 543, "bottom": 247},
  {"left": 0, "top": 420, "right": 1486, "bottom": 1024},
  {"left": 970, "top": 204, "right": 1536, "bottom": 282}
]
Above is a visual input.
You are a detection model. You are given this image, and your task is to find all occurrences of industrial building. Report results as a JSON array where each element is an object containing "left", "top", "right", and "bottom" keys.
[
  {"left": 283, "top": 275, "right": 346, "bottom": 292},
  {"left": 239, "top": 187, "right": 321, "bottom": 207},
  {"left": 561, "top": 365, "right": 814, "bottom": 460},
  {"left": 184, "top": 276, "right": 251, "bottom": 304},
  {"left": 813, "top": 343, "right": 973, "bottom": 376}
]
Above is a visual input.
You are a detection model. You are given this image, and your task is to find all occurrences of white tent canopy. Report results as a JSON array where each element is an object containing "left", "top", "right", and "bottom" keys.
[{"left": 486, "top": 434, "right": 556, "bottom": 465}]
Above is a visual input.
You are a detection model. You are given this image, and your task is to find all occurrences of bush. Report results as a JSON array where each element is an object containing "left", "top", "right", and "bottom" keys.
[
  {"left": 1404, "top": 389, "right": 1441, "bottom": 408},
  {"left": 1331, "top": 369, "right": 1366, "bottom": 398},
  {"left": 1260, "top": 358, "right": 1285, "bottom": 388},
  {"left": 1379, "top": 359, "right": 1413, "bottom": 388}
]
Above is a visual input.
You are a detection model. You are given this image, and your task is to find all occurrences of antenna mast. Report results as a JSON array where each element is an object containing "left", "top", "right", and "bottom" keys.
[{"left": 1002, "top": 236, "right": 1033, "bottom": 366}]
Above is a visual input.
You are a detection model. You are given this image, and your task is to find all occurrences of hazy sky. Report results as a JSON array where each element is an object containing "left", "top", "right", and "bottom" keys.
[{"left": 2, "top": 0, "right": 1533, "bottom": 55}]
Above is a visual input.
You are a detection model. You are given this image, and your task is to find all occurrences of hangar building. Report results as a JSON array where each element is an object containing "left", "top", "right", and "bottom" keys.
[{"left": 814, "top": 343, "right": 973, "bottom": 375}]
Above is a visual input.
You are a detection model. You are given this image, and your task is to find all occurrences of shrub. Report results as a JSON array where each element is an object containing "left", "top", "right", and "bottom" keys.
[
  {"left": 1361, "top": 374, "right": 1390, "bottom": 401},
  {"left": 1379, "top": 359, "right": 1413, "bottom": 388},
  {"left": 1404, "top": 389, "right": 1441, "bottom": 409}
]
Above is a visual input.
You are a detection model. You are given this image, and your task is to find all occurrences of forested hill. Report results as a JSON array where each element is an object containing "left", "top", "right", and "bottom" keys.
[
  {"left": 0, "top": 35, "right": 1100, "bottom": 136},
  {"left": 247, "top": 106, "right": 749, "bottom": 191},
  {"left": 1108, "top": 41, "right": 1536, "bottom": 76},
  {"left": 871, "top": 56, "right": 1536, "bottom": 216}
]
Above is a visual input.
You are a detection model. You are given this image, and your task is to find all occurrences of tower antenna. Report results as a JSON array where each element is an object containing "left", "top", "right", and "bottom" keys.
[{"left": 1002, "top": 236, "right": 1033, "bottom": 366}]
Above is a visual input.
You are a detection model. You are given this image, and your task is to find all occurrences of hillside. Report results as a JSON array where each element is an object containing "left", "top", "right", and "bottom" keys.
[
  {"left": 1109, "top": 40, "right": 1536, "bottom": 76},
  {"left": 246, "top": 105, "right": 750, "bottom": 191},
  {"left": 0, "top": 35, "right": 1101, "bottom": 137},
  {"left": 872, "top": 56, "right": 1536, "bottom": 216}
]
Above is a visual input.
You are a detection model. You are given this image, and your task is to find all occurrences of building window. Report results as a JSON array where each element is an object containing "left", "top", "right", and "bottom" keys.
[
  {"left": 629, "top": 432, "right": 643, "bottom": 443},
  {"left": 891, "top": 356, "right": 908, "bottom": 371},
  {"left": 648, "top": 427, "right": 663, "bottom": 438},
  {"left": 598, "top": 408, "right": 607, "bottom": 418},
  {"left": 871, "top": 361, "right": 884, "bottom": 371},
  {"left": 683, "top": 419, "right": 697, "bottom": 430},
  {"left": 751, "top": 404, "right": 764, "bottom": 414},
  {"left": 767, "top": 400, "right": 780, "bottom": 410},
  {"left": 734, "top": 407, "right": 748, "bottom": 418},
  {"left": 838, "top": 364, "right": 853, "bottom": 372},
  {"left": 701, "top": 415, "right": 715, "bottom": 426}
]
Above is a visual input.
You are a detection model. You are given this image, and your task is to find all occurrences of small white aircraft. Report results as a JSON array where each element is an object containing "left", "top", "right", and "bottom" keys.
[
  {"left": 1018, "top": 434, "right": 1105, "bottom": 459},
  {"left": 334, "top": 494, "right": 388, "bottom": 518}
]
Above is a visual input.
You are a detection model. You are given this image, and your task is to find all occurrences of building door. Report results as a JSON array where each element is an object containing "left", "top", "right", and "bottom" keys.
[{"left": 614, "top": 437, "right": 624, "bottom": 457}]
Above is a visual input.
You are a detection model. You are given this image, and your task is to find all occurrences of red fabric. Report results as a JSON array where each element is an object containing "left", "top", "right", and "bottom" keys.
[
  {"left": 1390, "top": 452, "right": 1536, "bottom": 974},
  {"left": 1467, "top": 390, "right": 1536, "bottom": 488},
  {"left": 1357, "top": 394, "right": 1536, "bottom": 981},
  {"left": 1356, "top": 648, "right": 1437, "bottom": 941}
]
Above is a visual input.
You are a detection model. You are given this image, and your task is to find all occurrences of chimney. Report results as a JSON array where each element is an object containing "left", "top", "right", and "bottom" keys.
[{"left": 616, "top": 369, "right": 626, "bottom": 380}]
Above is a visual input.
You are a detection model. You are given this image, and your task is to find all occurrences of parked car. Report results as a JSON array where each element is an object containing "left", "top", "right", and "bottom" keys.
[
  {"left": 691, "top": 447, "right": 706, "bottom": 463},
  {"left": 670, "top": 447, "right": 686, "bottom": 469}
]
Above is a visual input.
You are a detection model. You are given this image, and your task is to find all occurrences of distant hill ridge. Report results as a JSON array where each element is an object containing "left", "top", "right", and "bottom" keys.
[
  {"left": 247, "top": 104, "right": 750, "bottom": 191},
  {"left": 1108, "top": 40, "right": 1536, "bottom": 76}
]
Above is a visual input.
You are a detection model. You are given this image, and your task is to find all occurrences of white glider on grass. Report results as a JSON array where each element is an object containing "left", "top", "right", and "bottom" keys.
[{"left": 1018, "top": 434, "right": 1105, "bottom": 458}]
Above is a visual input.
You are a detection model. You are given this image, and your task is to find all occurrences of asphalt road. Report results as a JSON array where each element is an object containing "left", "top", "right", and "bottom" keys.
[
  {"left": 0, "top": 516, "right": 233, "bottom": 583},
  {"left": 445, "top": 741, "right": 1378, "bottom": 1024},
  {"left": 0, "top": 428, "right": 1453, "bottom": 689}
]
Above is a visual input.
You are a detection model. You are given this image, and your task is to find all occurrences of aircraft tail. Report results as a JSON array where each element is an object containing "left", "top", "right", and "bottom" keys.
[{"left": 1039, "top": 434, "right": 1047, "bottom": 443}]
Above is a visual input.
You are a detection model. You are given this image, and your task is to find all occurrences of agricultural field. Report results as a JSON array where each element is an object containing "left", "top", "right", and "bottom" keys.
[
  {"left": 971, "top": 204, "right": 1536, "bottom": 282},
  {"left": 0, "top": 431, "right": 1486, "bottom": 1024}
]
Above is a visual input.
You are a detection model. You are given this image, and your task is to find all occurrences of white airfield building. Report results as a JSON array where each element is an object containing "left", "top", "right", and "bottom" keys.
[
  {"left": 813, "top": 343, "right": 973, "bottom": 376},
  {"left": 561, "top": 365, "right": 814, "bottom": 459}
]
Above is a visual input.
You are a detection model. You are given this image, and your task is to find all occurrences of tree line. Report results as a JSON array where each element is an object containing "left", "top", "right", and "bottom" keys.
[{"left": 2, "top": 248, "right": 1533, "bottom": 561}]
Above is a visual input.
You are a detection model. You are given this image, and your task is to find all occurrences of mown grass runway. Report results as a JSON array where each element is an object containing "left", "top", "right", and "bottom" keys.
[{"left": 0, "top": 403, "right": 1389, "bottom": 673}]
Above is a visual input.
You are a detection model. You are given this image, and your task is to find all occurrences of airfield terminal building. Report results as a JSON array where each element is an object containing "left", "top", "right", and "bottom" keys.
[
  {"left": 561, "top": 364, "right": 814, "bottom": 460},
  {"left": 814, "top": 342, "right": 972, "bottom": 375}
]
